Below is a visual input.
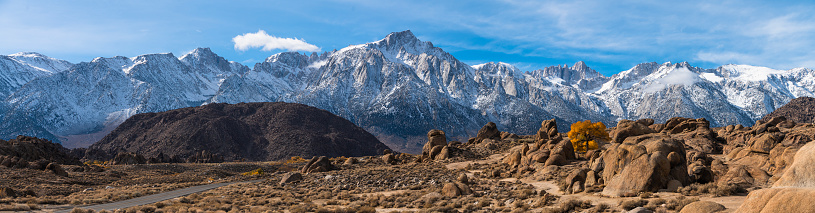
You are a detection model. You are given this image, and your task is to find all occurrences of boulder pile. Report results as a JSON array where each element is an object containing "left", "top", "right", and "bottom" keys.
[
  {"left": 600, "top": 134, "right": 691, "bottom": 197},
  {"left": 735, "top": 141, "right": 815, "bottom": 212}
]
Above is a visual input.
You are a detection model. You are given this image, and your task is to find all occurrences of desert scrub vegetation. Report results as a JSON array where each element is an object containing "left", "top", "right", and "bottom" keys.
[
  {"left": 0, "top": 203, "right": 39, "bottom": 211},
  {"left": 678, "top": 182, "right": 747, "bottom": 196},
  {"left": 285, "top": 156, "right": 308, "bottom": 164},
  {"left": 665, "top": 196, "right": 699, "bottom": 211},
  {"left": 543, "top": 198, "right": 593, "bottom": 213},
  {"left": 619, "top": 198, "right": 648, "bottom": 211},
  {"left": 59, "top": 182, "right": 203, "bottom": 205},
  {"left": 241, "top": 168, "right": 264, "bottom": 176}
]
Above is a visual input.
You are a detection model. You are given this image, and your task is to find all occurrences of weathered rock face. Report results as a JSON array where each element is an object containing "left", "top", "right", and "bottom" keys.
[
  {"left": 734, "top": 138, "right": 815, "bottom": 212},
  {"left": 441, "top": 182, "right": 472, "bottom": 197},
  {"left": 609, "top": 119, "right": 655, "bottom": 143},
  {"left": 759, "top": 97, "right": 815, "bottom": 124},
  {"left": 601, "top": 134, "right": 690, "bottom": 197},
  {"left": 748, "top": 132, "right": 784, "bottom": 154},
  {"left": 561, "top": 168, "right": 589, "bottom": 194},
  {"left": 0, "top": 135, "right": 80, "bottom": 165},
  {"left": 474, "top": 122, "right": 500, "bottom": 143},
  {"left": 185, "top": 150, "right": 224, "bottom": 163},
  {"left": 672, "top": 126, "right": 722, "bottom": 154},
  {"left": 718, "top": 164, "right": 770, "bottom": 188},
  {"left": 734, "top": 187, "right": 815, "bottom": 213},
  {"left": 773, "top": 141, "right": 815, "bottom": 188},
  {"left": 111, "top": 152, "right": 147, "bottom": 165},
  {"left": 534, "top": 119, "right": 558, "bottom": 141},
  {"left": 381, "top": 154, "right": 396, "bottom": 165},
  {"left": 715, "top": 119, "right": 815, "bottom": 188},
  {"left": 45, "top": 162, "right": 68, "bottom": 177},
  {"left": 680, "top": 201, "right": 726, "bottom": 213},
  {"left": 87, "top": 102, "right": 390, "bottom": 161},
  {"left": 662, "top": 117, "right": 710, "bottom": 135},
  {"left": 688, "top": 161, "right": 714, "bottom": 184},
  {"left": 422, "top": 130, "right": 448, "bottom": 161},
  {"left": 280, "top": 172, "right": 303, "bottom": 184},
  {"left": 301, "top": 156, "right": 335, "bottom": 173}
]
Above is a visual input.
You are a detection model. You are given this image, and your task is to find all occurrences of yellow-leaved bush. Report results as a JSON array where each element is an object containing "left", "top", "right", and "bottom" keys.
[
  {"left": 568, "top": 120, "right": 610, "bottom": 153},
  {"left": 242, "top": 168, "right": 264, "bottom": 176}
]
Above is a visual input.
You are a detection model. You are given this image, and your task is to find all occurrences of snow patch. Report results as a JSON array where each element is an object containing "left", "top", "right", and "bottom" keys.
[
  {"left": 700, "top": 73, "right": 724, "bottom": 83},
  {"left": 722, "top": 64, "right": 787, "bottom": 81}
]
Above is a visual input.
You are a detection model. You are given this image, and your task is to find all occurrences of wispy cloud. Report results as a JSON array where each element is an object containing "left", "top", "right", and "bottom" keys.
[{"left": 232, "top": 30, "right": 320, "bottom": 52}]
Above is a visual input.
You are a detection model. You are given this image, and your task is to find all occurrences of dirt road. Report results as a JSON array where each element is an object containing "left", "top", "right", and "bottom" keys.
[{"left": 50, "top": 179, "right": 264, "bottom": 213}]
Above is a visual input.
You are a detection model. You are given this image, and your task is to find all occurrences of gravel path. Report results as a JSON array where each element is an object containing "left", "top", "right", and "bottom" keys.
[{"left": 51, "top": 179, "right": 265, "bottom": 213}]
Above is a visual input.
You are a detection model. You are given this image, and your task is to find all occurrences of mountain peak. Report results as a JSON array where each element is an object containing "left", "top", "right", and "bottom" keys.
[
  {"left": 533, "top": 61, "right": 603, "bottom": 83},
  {"left": 191, "top": 47, "right": 215, "bottom": 56},
  {"left": 374, "top": 30, "right": 427, "bottom": 50},
  {"left": 9, "top": 52, "right": 48, "bottom": 58},
  {"left": 181, "top": 47, "right": 218, "bottom": 60},
  {"left": 383, "top": 30, "right": 417, "bottom": 43},
  {"left": 473, "top": 62, "right": 521, "bottom": 77}
]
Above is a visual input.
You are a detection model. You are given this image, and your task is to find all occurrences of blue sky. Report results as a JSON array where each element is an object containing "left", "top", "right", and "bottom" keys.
[{"left": 2, "top": 0, "right": 815, "bottom": 76}]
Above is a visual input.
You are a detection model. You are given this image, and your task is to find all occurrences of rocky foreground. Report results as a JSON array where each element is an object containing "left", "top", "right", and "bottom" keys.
[{"left": 1, "top": 114, "right": 814, "bottom": 212}]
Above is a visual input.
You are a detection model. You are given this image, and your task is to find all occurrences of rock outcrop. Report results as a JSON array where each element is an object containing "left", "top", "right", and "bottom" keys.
[
  {"left": 772, "top": 142, "right": 815, "bottom": 187},
  {"left": 441, "top": 182, "right": 472, "bottom": 197},
  {"left": 473, "top": 122, "right": 500, "bottom": 143},
  {"left": 534, "top": 119, "right": 559, "bottom": 141},
  {"left": 601, "top": 134, "right": 690, "bottom": 197},
  {"left": 301, "top": 156, "right": 335, "bottom": 173},
  {"left": 111, "top": 152, "right": 147, "bottom": 165},
  {"left": 680, "top": 201, "right": 726, "bottom": 213},
  {"left": 609, "top": 119, "right": 655, "bottom": 143},
  {"left": 422, "top": 130, "right": 448, "bottom": 161},
  {"left": 734, "top": 141, "right": 815, "bottom": 212},
  {"left": 0, "top": 135, "right": 80, "bottom": 165}
]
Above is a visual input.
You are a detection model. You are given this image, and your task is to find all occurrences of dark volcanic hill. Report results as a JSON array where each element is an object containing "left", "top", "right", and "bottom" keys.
[
  {"left": 760, "top": 97, "right": 815, "bottom": 124},
  {"left": 87, "top": 102, "right": 391, "bottom": 161},
  {"left": 0, "top": 135, "right": 81, "bottom": 165}
]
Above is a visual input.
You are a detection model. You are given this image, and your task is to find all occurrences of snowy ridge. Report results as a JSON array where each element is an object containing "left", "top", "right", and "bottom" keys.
[
  {"left": 0, "top": 30, "right": 813, "bottom": 153},
  {"left": 0, "top": 53, "right": 73, "bottom": 98}
]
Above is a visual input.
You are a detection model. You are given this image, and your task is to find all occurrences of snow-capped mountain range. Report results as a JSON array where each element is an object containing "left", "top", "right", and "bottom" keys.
[{"left": 1, "top": 30, "right": 813, "bottom": 153}]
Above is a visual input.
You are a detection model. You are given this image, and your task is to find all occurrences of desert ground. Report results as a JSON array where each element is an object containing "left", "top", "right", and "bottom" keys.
[{"left": 2, "top": 116, "right": 814, "bottom": 213}]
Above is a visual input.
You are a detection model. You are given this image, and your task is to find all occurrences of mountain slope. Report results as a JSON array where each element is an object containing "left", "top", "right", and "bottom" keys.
[
  {"left": 759, "top": 96, "right": 815, "bottom": 123},
  {"left": 87, "top": 102, "right": 390, "bottom": 161},
  {"left": 0, "top": 48, "right": 248, "bottom": 148},
  {"left": 0, "top": 52, "right": 72, "bottom": 97},
  {"left": 0, "top": 30, "right": 813, "bottom": 154}
]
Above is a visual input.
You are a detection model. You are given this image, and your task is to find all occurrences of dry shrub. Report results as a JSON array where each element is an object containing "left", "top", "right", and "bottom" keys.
[
  {"left": 645, "top": 198, "right": 667, "bottom": 210},
  {"left": 69, "top": 207, "right": 94, "bottom": 213},
  {"left": 139, "top": 205, "right": 156, "bottom": 213},
  {"left": 285, "top": 156, "right": 307, "bottom": 165},
  {"left": 639, "top": 192, "right": 654, "bottom": 198},
  {"left": 586, "top": 202, "right": 609, "bottom": 213},
  {"left": 666, "top": 196, "right": 699, "bottom": 211},
  {"left": 241, "top": 168, "right": 264, "bottom": 176},
  {"left": 0, "top": 204, "right": 33, "bottom": 211},
  {"left": 713, "top": 183, "right": 747, "bottom": 196},
  {"left": 544, "top": 199, "right": 593, "bottom": 213},
  {"left": 619, "top": 199, "right": 648, "bottom": 211},
  {"left": 679, "top": 182, "right": 746, "bottom": 197},
  {"left": 353, "top": 206, "right": 376, "bottom": 213}
]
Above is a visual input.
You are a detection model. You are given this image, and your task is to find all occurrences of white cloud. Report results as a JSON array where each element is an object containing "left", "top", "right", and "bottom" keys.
[
  {"left": 644, "top": 67, "right": 700, "bottom": 93},
  {"left": 232, "top": 30, "right": 320, "bottom": 52}
]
